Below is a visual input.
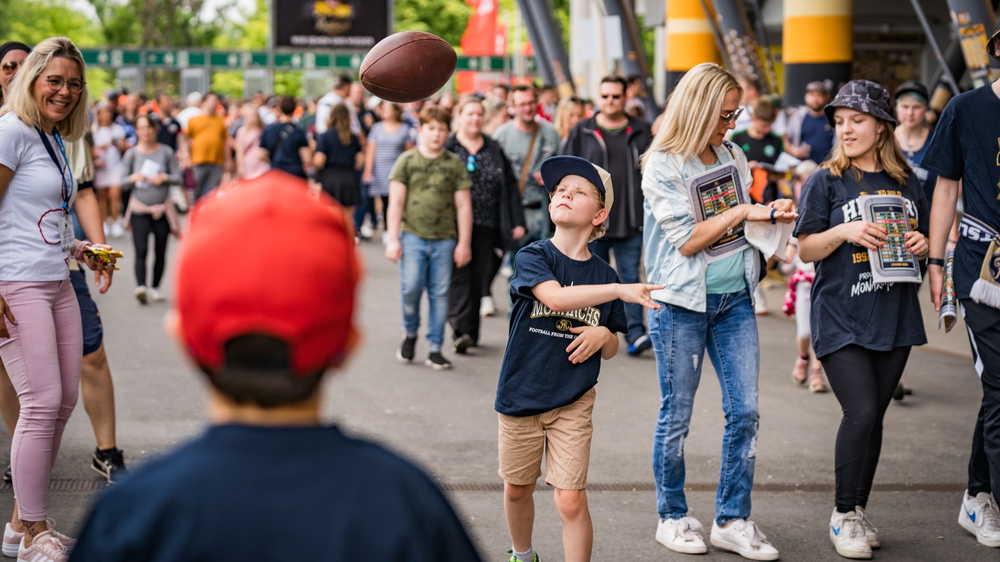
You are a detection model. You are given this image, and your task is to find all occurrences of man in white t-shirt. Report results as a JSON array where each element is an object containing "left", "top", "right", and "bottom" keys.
[{"left": 315, "top": 73, "right": 360, "bottom": 137}]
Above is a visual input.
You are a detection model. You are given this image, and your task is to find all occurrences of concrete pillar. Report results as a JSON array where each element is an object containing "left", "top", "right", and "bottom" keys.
[
  {"left": 782, "top": 0, "right": 852, "bottom": 106},
  {"left": 666, "top": 0, "right": 720, "bottom": 90}
]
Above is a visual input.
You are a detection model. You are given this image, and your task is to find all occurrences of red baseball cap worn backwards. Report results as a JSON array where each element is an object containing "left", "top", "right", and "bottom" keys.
[{"left": 175, "top": 170, "right": 360, "bottom": 377}]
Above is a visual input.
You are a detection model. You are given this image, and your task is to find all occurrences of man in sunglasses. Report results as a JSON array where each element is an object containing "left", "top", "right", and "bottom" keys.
[
  {"left": 0, "top": 42, "right": 30, "bottom": 107},
  {"left": 562, "top": 75, "right": 653, "bottom": 356}
]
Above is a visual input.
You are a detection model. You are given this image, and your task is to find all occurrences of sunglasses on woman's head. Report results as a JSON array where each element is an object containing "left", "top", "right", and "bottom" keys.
[
  {"left": 466, "top": 154, "right": 476, "bottom": 173},
  {"left": 1, "top": 61, "right": 19, "bottom": 75}
]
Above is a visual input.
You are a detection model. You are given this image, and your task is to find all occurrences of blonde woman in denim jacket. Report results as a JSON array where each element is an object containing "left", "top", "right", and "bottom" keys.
[{"left": 640, "top": 63, "right": 796, "bottom": 561}]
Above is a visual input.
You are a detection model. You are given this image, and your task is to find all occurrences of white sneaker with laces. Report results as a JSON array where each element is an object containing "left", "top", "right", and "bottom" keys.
[
  {"left": 480, "top": 296, "right": 496, "bottom": 317},
  {"left": 17, "top": 530, "right": 68, "bottom": 562},
  {"left": 958, "top": 490, "right": 1000, "bottom": 547},
  {"left": 710, "top": 519, "right": 779, "bottom": 560},
  {"left": 854, "top": 506, "right": 879, "bottom": 549},
  {"left": 655, "top": 516, "right": 707, "bottom": 554},
  {"left": 829, "top": 509, "right": 872, "bottom": 559}
]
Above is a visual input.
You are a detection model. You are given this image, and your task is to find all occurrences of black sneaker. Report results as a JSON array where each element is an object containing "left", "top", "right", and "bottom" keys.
[
  {"left": 425, "top": 352, "right": 452, "bottom": 370},
  {"left": 92, "top": 447, "right": 128, "bottom": 483},
  {"left": 397, "top": 335, "right": 417, "bottom": 363},
  {"left": 893, "top": 382, "right": 906, "bottom": 401},
  {"left": 3, "top": 464, "right": 9, "bottom": 483},
  {"left": 453, "top": 334, "right": 474, "bottom": 354}
]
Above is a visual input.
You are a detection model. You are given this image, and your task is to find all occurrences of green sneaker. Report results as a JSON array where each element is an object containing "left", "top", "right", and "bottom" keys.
[{"left": 506, "top": 550, "right": 539, "bottom": 562}]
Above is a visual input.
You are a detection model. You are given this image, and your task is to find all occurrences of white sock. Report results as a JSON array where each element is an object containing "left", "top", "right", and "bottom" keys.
[{"left": 513, "top": 547, "right": 534, "bottom": 562}]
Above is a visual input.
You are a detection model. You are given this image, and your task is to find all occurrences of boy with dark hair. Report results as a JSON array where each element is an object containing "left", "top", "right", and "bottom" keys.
[
  {"left": 731, "top": 97, "right": 784, "bottom": 204},
  {"left": 497, "top": 155, "right": 661, "bottom": 562},
  {"left": 385, "top": 106, "right": 473, "bottom": 370},
  {"left": 257, "top": 95, "right": 312, "bottom": 178},
  {"left": 68, "top": 171, "right": 483, "bottom": 561}
]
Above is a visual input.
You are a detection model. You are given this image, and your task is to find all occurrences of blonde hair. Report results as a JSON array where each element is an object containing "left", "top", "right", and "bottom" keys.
[
  {"left": 641, "top": 63, "right": 741, "bottom": 169},
  {"left": 554, "top": 96, "right": 584, "bottom": 139},
  {"left": 0, "top": 37, "right": 89, "bottom": 142},
  {"left": 453, "top": 95, "right": 482, "bottom": 119},
  {"left": 243, "top": 103, "right": 264, "bottom": 131},
  {"left": 822, "top": 113, "right": 911, "bottom": 185}
]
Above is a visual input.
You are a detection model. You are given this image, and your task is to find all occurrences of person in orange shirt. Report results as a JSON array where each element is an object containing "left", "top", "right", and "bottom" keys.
[{"left": 184, "top": 92, "right": 231, "bottom": 199}]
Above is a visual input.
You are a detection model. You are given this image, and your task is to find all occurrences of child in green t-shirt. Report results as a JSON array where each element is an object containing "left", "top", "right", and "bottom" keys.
[{"left": 385, "top": 106, "right": 472, "bottom": 370}]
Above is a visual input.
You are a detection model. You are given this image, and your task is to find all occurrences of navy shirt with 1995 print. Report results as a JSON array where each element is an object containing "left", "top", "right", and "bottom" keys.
[{"left": 496, "top": 240, "right": 627, "bottom": 417}]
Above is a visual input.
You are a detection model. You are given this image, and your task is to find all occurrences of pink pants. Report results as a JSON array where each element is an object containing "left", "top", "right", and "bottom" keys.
[{"left": 0, "top": 280, "right": 81, "bottom": 521}]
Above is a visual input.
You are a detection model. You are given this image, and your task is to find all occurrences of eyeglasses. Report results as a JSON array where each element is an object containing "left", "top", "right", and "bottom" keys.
[
  {"left": 720, "top": 107, "right": 744, "bottom": 125},
  {"left": 466, "top": 154, "right": 476, "bottom": 172},
  {"left": 43, "top": 75, "right": 85, "bottom": 95},
  {"left": 600, "top": 94, "right": 623, "bottom": 100},
  {"left": 1, "top": 61, "right": 20, "bottom": 75}
]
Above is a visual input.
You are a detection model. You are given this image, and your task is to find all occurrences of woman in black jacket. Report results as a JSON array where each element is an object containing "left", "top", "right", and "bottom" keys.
[{"left": 445, "top": 96, "right": 526, "bottom": 353}]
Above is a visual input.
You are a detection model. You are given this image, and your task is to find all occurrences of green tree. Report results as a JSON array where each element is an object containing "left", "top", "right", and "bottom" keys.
[
  {"left": 2, "top": 0, "right": 103, "bottom": 46},
  {"left": 395, "top": 0, "right": 473, "bottom": 46}
]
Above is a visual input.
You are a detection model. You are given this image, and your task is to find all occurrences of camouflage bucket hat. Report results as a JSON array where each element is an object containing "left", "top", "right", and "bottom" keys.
[{"left": 824, "top": 79, "right": 897, "bottom": 128}]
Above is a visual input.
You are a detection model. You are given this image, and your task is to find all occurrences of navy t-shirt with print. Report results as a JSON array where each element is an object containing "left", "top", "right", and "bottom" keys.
[
  {"left": 794, "top": 169, "right": 928, "bottom": 358},
  {"left": 922, "top": 84, "right": 1000, "bottom": 299},
  {"left": 495, "top": 240, "right": 628, "bottom": 417}
]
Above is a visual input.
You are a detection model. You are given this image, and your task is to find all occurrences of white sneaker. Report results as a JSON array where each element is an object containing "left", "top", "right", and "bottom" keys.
[
  {"left": 958, "top": 490, "right": 1000, "bottom": 547},
  {"left": 149, "top": 288, "right": 166, "bottom": 302},
  {"left": 102, "top": 222, "right": 110, "bottom": 237},
  {"left": 655, "top": 516, "right": 707, "bottom": 554},
  {"left": 710, "top": 519, "right": 779, "bottom": 560},
  {"left": 480, "top": 296, "right": 496, "bottom": 317},
  {"left": 3, "top": 522, "right": 22, "bottom": 557},
  {"left": 829, "top": 509, "right": 872, "bottom": 559},
  {"left": 359, "top": 223, "right": 374, "bottom": 239},
  {"left": 134, "top": 285, "right": 148, "bottom": 304},
  {"left": 17, "top": 530, "right": 68, "bottom": 562},
  {"left": 854, "top": 506, "right": 879, "bottom": 549},
  {"left": 110, "top": 220, "right": 125, "bottom": 238}
]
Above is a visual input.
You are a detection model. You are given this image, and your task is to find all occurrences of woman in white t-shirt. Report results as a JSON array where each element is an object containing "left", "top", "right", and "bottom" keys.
[
  {"left": 91, "top": 104, "right": 126, "bottom": 237},
  {"left": 0, "top": 37, "right": 114, "bottom": 561}
]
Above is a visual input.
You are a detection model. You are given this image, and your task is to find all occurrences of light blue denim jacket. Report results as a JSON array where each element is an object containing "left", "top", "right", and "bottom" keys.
[{"left": 641, "top": 141, "right": 760, "bottom": 312}]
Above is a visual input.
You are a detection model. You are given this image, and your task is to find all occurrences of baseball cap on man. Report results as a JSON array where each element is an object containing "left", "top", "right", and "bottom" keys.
[
  {"left": 539, "top": 155, "right": 614, "bottom": 214},
  {"left": 805, "top": 80, "right": 831, "bottom": 94},
  {"left": 175, "top": 170, "right": 360, "bottom": 377}
]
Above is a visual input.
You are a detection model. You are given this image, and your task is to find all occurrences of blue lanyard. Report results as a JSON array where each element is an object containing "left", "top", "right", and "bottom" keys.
[{"left": 35, "top": 127, "right": 74, "bottom": 212}]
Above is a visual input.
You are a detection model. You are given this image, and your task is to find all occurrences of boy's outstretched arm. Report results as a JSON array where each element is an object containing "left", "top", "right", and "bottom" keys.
[{"left": 531, "top": 280, "right": 664, "bottom": 313}]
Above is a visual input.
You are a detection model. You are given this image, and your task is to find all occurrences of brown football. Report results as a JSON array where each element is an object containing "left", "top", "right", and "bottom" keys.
[{"left": 360, "top": 31, "right": 457, "bottom": 103}]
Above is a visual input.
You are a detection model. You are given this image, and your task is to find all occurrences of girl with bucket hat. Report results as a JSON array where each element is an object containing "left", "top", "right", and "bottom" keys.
[{"left": 795, "top": 79, "right": 929, "bottom": 559}]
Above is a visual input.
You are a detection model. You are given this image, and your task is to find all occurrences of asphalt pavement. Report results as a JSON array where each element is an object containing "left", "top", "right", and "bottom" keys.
[{"left": 0, "top": 234, "right": 996, "bottom": 561}]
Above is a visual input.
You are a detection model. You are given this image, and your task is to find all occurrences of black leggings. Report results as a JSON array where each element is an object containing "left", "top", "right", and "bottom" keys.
[
  {"left": 822, "top": 344, "right": 911, "bottom": 513},
  {"left": 130, "top": 212, "right": 170, "bottom": 288}
]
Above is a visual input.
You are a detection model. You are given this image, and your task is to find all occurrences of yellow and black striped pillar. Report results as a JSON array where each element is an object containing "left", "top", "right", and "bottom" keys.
[
  {"left": 782, "top": 0, "right": 853, "bottom": 104},
  {"left": 666, "top": 0, "right": 720, "bottom": 90}
]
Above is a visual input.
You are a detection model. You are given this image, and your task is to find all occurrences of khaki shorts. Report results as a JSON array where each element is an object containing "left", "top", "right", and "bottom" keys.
[{"left": 497, "top": 387, "right": 596, "bottom": 490}]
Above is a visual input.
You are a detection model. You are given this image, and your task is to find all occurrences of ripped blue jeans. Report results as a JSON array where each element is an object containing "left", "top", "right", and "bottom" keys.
[
  {"left": 649, "top": 288, "right": 760, "bottom": 525},
  {"left": 399, "top": 231, "right": 456, "bottom": 352}
]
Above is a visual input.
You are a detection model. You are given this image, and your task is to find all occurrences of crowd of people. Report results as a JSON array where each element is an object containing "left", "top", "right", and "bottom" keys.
[{"left": 0, "top": 23, "right": 998, "bottom": 562}]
